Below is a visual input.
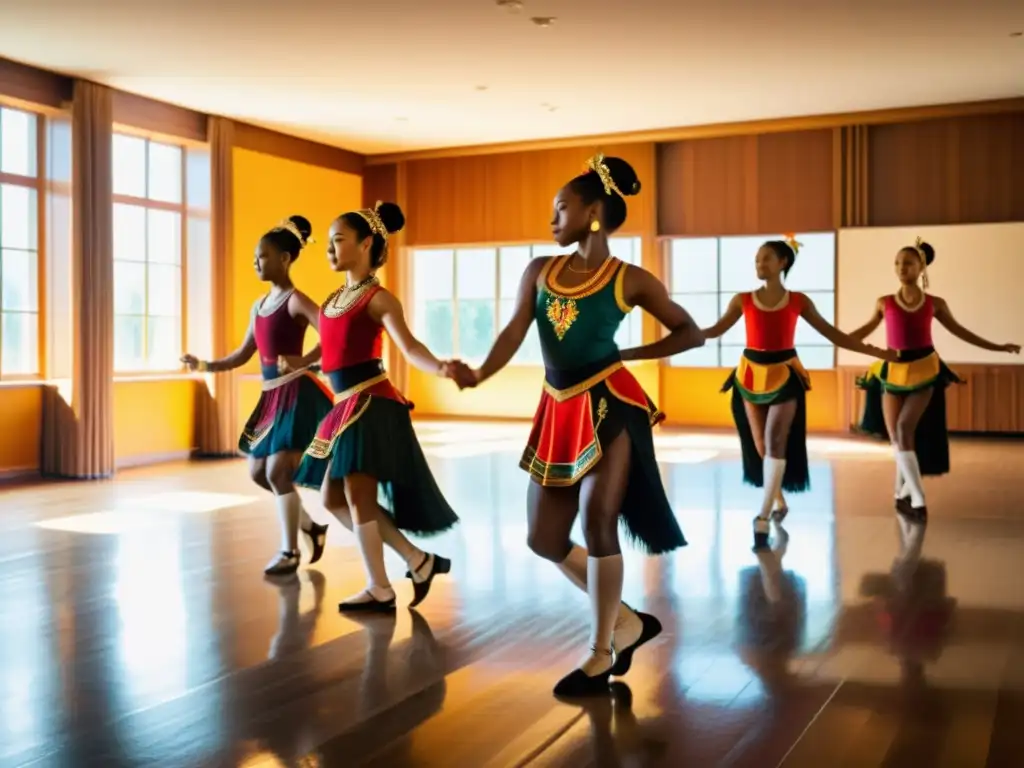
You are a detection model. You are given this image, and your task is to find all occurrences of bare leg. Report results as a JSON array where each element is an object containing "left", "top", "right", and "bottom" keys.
[
  {"left": 893, "top": 389, "right": 934, "bottom": 511},
  {"left": 882, "top": 392, "right": 907, "bottom": 500},
  {"left": 744, "top": 401, "right": 787, "bottom": 514}
]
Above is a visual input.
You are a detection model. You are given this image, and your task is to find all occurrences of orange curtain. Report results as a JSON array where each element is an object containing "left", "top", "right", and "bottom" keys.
[
  {"left": 41, "top": 80, "right": 115, "bottom": 478},
  {"left": 194, "top": 116, "right": 238, "bottom": 455}
]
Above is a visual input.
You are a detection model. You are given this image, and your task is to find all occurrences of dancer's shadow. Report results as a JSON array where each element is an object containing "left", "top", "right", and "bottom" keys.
[
  {"left": 267, "top": 569, "right": 327, "bottom": 660},
  {"left": 310, "top": 609, "right": 448, "bottom": 764}
]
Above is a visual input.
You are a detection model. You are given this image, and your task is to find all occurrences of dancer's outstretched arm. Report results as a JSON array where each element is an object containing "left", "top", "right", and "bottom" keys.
[
  {"left": 278, "top": 292, "right": 323, "bottom": 373},
  {"left": 471, "top": 258, "right": 546, "bottom": 386},
  {"left": 181, "top": 310, "right": 257, "bottom": 373},
  {"left": 934, "top": 297, "right": 1020, "bottom": 354},
  {"left": 800, "top": 296, "right": 895, "bottom": 360},
  {"left": 371, "top": 288, "right": 456, "bottom": 376},
  {"left": 618, "top": 266, "right": 704, "bottom": 361},
  {"left": 702, "top": 293, "right": 743, "bottom": 340},
  {"left": 847, "top": 298, "right": 885, "bottom": 342}
]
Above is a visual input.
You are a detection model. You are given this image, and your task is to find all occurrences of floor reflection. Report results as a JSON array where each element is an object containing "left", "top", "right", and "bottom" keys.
[{"left": 1, "top": 424, "right": 1023, "bottom": 765}]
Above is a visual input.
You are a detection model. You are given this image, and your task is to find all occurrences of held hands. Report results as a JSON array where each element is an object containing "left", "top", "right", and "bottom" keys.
[
  {"left": 438, "top": 359, "right": 479, "bottom": 390},
  {"left": 180, "top": 353, "right": 201, "bottom": 372}
]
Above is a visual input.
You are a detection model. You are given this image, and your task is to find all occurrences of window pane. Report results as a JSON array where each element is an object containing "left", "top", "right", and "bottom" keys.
[
  {"left": 720, "top": 344, "right": 747, "bottom": 368},
  {"left": 1, "top": 108, "right": 37, "bottom": 177},
  {"left": 609, "top": 236, "right": 639, "bottom": 264},
  {"left": 797, "top": 345, "right": 835, "bottom": 370},
  {"left": 721, "top": 291, "right": 747, "bottom": 346},
  {"left": 413, "top": 250, "right": 454, "bottom": 300},
  {"left": 147, "top": 209, "right": 181, "bottom": 265},
  {"left": 614, "top": 312, "right": 641, "bottom": 350},
  {"left": 719, "top": 236, "right": 763, "bottom": 293},
  {"left": 148, "top": 264, "right": 181, "bottom": 317},
  {"left": 457, "top": 299, "right": 496, "bottom": 361},
  {"left": 112, "top": 134, "right": 147, "bottom": 198},
  {"left": 0, "top": 184, "right": 38, "bottom": 250},
  {"left": 670, "top": 293, "right": 720, "bottom": 367},
  {"left": 186, "top": 147, "right": 211, "bottom": 209},
  {"left": 499, "top": 246, "right": 531, "bottom": 299},
  {"left": 782, "top": 233, "right": 835, "bottom": 292},
  {"left": 114, "top": 315, "right": 145, "bottom": 371},
  {"left": 1, "top": 249, "right": 38, "bottom": 312},
  {"left": 47, "top": 119, "right": 72, "bottom": 184},
  {"left": 1, "top": 311, "right": 38, "bottom": 374},
  {"left": 531, "top": 243, "right": 574, "bottom": 258},
  {"left": 455, "top": 248, "right": 496, "bottom": 300},
  {"left": 114, "top": 262, "right": 146, "bottom": 314},
  {"left": 670, "top": 238, "right": 718, "bottom": 293},
  {"left": 147, "top": 142, "right": 182, "bottom": 203},
  {"left": 113, "top": 204, "right": 147, "bottom": 262},
  {"left": 147, "top": 315, "right": 181, "bottom": 370},
  {"left": 422, "top": 301, "right": 454, "bottom": 359},
  {"left": 795, "top": 291, "right": 835, "bottom": 345},
  {"left": 501, "top": 297, "right": 542, "bottom": 365}
]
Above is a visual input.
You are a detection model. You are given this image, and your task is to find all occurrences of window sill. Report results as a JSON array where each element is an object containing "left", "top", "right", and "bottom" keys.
[{"left": 113, "top": 372, "right": 205, "bottom": 383}]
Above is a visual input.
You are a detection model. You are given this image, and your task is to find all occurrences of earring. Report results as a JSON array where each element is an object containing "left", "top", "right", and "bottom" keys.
[{"left": 590, "top": 220, "right": 601, "bottom": 233}]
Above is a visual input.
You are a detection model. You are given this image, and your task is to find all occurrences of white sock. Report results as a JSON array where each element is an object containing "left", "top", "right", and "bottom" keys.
[
  {"left": 558, "top": 545, "right": 641, "bottom": 647},
  {"left": 276, "top": 492, "right": 301, "bottom": 552},
  {"left": 328, "top": 505, "right": 426, "bottom": 575},
  {"left": 892, "top": 445, "right": 906, "bottom": 498},
  {"left": 760, "top": 458, "right": 787, "bottom": 519},
  {"left": 582, "top": 555, "right": 622, "bottom": 675},
  {"left": 346, "top": 521, "right": 394, "bottom": 602},
  {"left": 895, "top": 451, "right": 926, "bottom": 508},
  {"left": 774, "top": 489, "right": 787, "bottom": 511}
]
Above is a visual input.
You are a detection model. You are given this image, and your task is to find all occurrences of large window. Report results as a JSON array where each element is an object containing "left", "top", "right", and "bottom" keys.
[
  {"left": 665, "top": 233, "right": 837, "bottom": 369},
  {"left": 0, "top": 107, "right": 41, "bottom": 378},
  {"left": 112, "top": 133, "right": 189, "bottom": 372},
  {"left": 412, "top": 237, "right": 642, "bottom": 365}
]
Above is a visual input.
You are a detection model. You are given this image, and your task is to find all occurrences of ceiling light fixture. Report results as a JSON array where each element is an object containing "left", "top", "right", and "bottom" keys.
[
  {"left": 531, "top": 16, "right": 556, "bottom": 27},
  {"left": 496, "top": 0, "right": 523, "bottom": 13}
]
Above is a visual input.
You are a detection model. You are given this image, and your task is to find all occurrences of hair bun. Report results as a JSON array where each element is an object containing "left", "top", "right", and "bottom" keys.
[
  {"left": 375, "top": 201, "right": 406, "bottom": 235},
  {"left": 288, "top": 214, "right": 313, "bottom": 247},
  {"left": 918, "top": 240, "right": 935, "bottom": 265},
  {"left": 601, "top": 156, "right": 641, "bottom": 198}
]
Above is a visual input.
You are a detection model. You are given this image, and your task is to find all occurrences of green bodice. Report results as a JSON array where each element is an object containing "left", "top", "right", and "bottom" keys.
[{"left": 534, "top": 255, "right": 632, "bottom": 370}]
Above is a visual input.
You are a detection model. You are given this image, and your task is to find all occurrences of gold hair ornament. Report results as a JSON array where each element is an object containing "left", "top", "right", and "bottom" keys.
[
  {"left": 782, "top": 233, "right": 803, "bottom": 254},
  {"left": 353, "top": 201, "right": 400, "bottom": 241},
  {"left": 272, "top": 219, "right": 314, "bottom": 247},
  {"left": 913, "top": 236, "right": 930, "bottom": 290},
  {"left": 585, "top": 152, "right": 638, "bottom": 198}
]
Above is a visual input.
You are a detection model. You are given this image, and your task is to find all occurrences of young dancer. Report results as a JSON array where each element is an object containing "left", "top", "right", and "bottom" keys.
[
  {"left": 850, "top": 238, "right": 1019, "bottom": 522},
  {"left": 182, "top": 215, "right": 334, "bottom": 576},
  {"left": 451, "top": 154, "right": 705, "bottom": 697},
  {"left": 702, "top": 236, "right": 893, "bottom": 550},
  {"left": 292, "top": 202, "right": 458, "bottom": 612}
]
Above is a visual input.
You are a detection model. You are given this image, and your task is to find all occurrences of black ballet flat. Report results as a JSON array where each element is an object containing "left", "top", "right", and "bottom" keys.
[
  {"left": 301, "top": 520, "right": 329, "bottom": 565},
  {"left": 338, "top": 592, "right": 397, "bottom": 614},
  {"left": 553, "top": 654, "right": 614, "bottom": 699},
  {"left": 610, "top": 608, "right": 662, "bottom": 677},
  {"left": 264, "top": 550, "right": 300, "bottom": 576},
  {"left": 405, "top": 553, "right": 451, "bottom": 608},
  {"left": 752, "top": 517, "right": 771, "bottom": 552}
]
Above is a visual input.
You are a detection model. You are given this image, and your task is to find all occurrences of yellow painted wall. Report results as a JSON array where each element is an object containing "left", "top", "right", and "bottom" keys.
[
  {"left": 231, "top": 148, "right": 363, "bottom": 366},
  {"left": 0, "top": 385, "right": 42, "bottom": 474},
  {"left": 113, "top": 379, "right": 196, "bottom": 464}
]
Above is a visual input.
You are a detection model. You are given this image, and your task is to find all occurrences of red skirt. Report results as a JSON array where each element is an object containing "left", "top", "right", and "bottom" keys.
[{"left": 520, "top": 362, "right": 663, "bottom": 487}]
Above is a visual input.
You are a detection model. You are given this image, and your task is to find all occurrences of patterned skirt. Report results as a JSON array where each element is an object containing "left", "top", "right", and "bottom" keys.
[
  {"left": 294, "top": 360, "right": 458, "bottom": 536},
  {"left": 239, "top": 369, "right": 334, "bottom": 458},
  {"left": 856, "top": 346, "right": 962, "bottom": 476},
  {"left": 721, "top": 348, "right": 811, "bottom": 493},
  {"left": 520, "top": 357, "right": 686, "bottom": 555}
]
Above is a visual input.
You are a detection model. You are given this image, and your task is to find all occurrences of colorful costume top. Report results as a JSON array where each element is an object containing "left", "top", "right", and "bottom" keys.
[
  {"left": 742, "top": 291, "right": 804, "bottom": 352},
  {"left": 318, "top": 278, "right": 404, "bottom": 403},
  {"left": 253, "top": 290, "right": 307, "bottom": 380},
  {"left": 884, "top": 294, "right": 934, "bottom": 351},
  {"left": 536, "top": 255, "right": 631, "bottom": 374}
]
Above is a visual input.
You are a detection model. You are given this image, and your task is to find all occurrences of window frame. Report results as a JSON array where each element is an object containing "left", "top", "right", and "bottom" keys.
[
  {"left": 111, "top": 126, "right": 195, "bottom": 376},
  {"left": 408, "top": 236, "right": 644, "bottom": 367},
  {"left": 661, "top": 233, "right": 838, "bottom": 370},
  {"left": 0, "top": 102, "right": 47, "bottom": 381}
]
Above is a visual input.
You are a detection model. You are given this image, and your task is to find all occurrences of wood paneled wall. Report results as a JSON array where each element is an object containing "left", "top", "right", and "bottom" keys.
[
  {"left": 869, "top": 113, "right": 1024, "bottom": 227},
  {"left": 657, "top": 129, "right": 835, "bottom": 236},
  {"left": 401, "top": 143, "right": 655, "bottom": 246}
]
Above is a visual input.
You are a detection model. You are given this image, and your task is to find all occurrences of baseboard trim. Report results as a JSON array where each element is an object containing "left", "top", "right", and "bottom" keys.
[
  {"left": 115, "top": 450, "right": 192, "bottom": 470},
  {"left": 0, "top": 466, "right": 40, "bottom": 483}
]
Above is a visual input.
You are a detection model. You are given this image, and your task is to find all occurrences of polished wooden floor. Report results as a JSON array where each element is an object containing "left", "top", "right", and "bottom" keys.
[{"left": 2, "top": 423, "right": 1023, "bottom": 767}]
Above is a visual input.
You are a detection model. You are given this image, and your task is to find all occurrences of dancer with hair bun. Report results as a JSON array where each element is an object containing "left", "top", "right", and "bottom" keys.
[
  {"left": 182, "top": 215, "right": 334, "bottom": 576},
  {"left": 850, "top": 238, "right": 1019, "bottom": 523}
]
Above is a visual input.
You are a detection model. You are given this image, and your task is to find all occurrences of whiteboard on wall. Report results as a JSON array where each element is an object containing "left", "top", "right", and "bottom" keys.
[{"left": 836, "top": 223, "right": 1024, "bottom": 366}]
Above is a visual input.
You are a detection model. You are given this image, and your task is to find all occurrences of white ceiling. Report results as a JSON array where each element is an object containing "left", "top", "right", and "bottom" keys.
[{"left": 1, "top": 0, "right": 1021, "bottom": 155}]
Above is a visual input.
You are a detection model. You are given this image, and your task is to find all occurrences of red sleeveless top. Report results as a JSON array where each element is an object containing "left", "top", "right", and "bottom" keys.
[
  {"left": 320, "top": 284, "right": 385, "bottom": 373},
  {"left": 742, "top": 291, "right": 803, "bottom": 351},
  {"left": 253, "top": 291, "right": 307, "bottom": 378},
  {"left": 884, "top": 294, "right": 933, "bottom": 350}
]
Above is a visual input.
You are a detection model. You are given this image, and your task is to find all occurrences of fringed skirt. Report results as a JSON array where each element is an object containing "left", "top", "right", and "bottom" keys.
[
  {"left": 722, "top": 348, "right": 811, "bottom": 493},
  {"left": 294, "top": 360, "right": 458, "bottom": 536},
  {"left": 520, "top": 357, "right": 686, "bottom": 555},
  {"left": 856, "top": 346, "right": 962, "bottom": 476},
  {"left": 239, "top": 369, "right": 334, "bottom": 458}
]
